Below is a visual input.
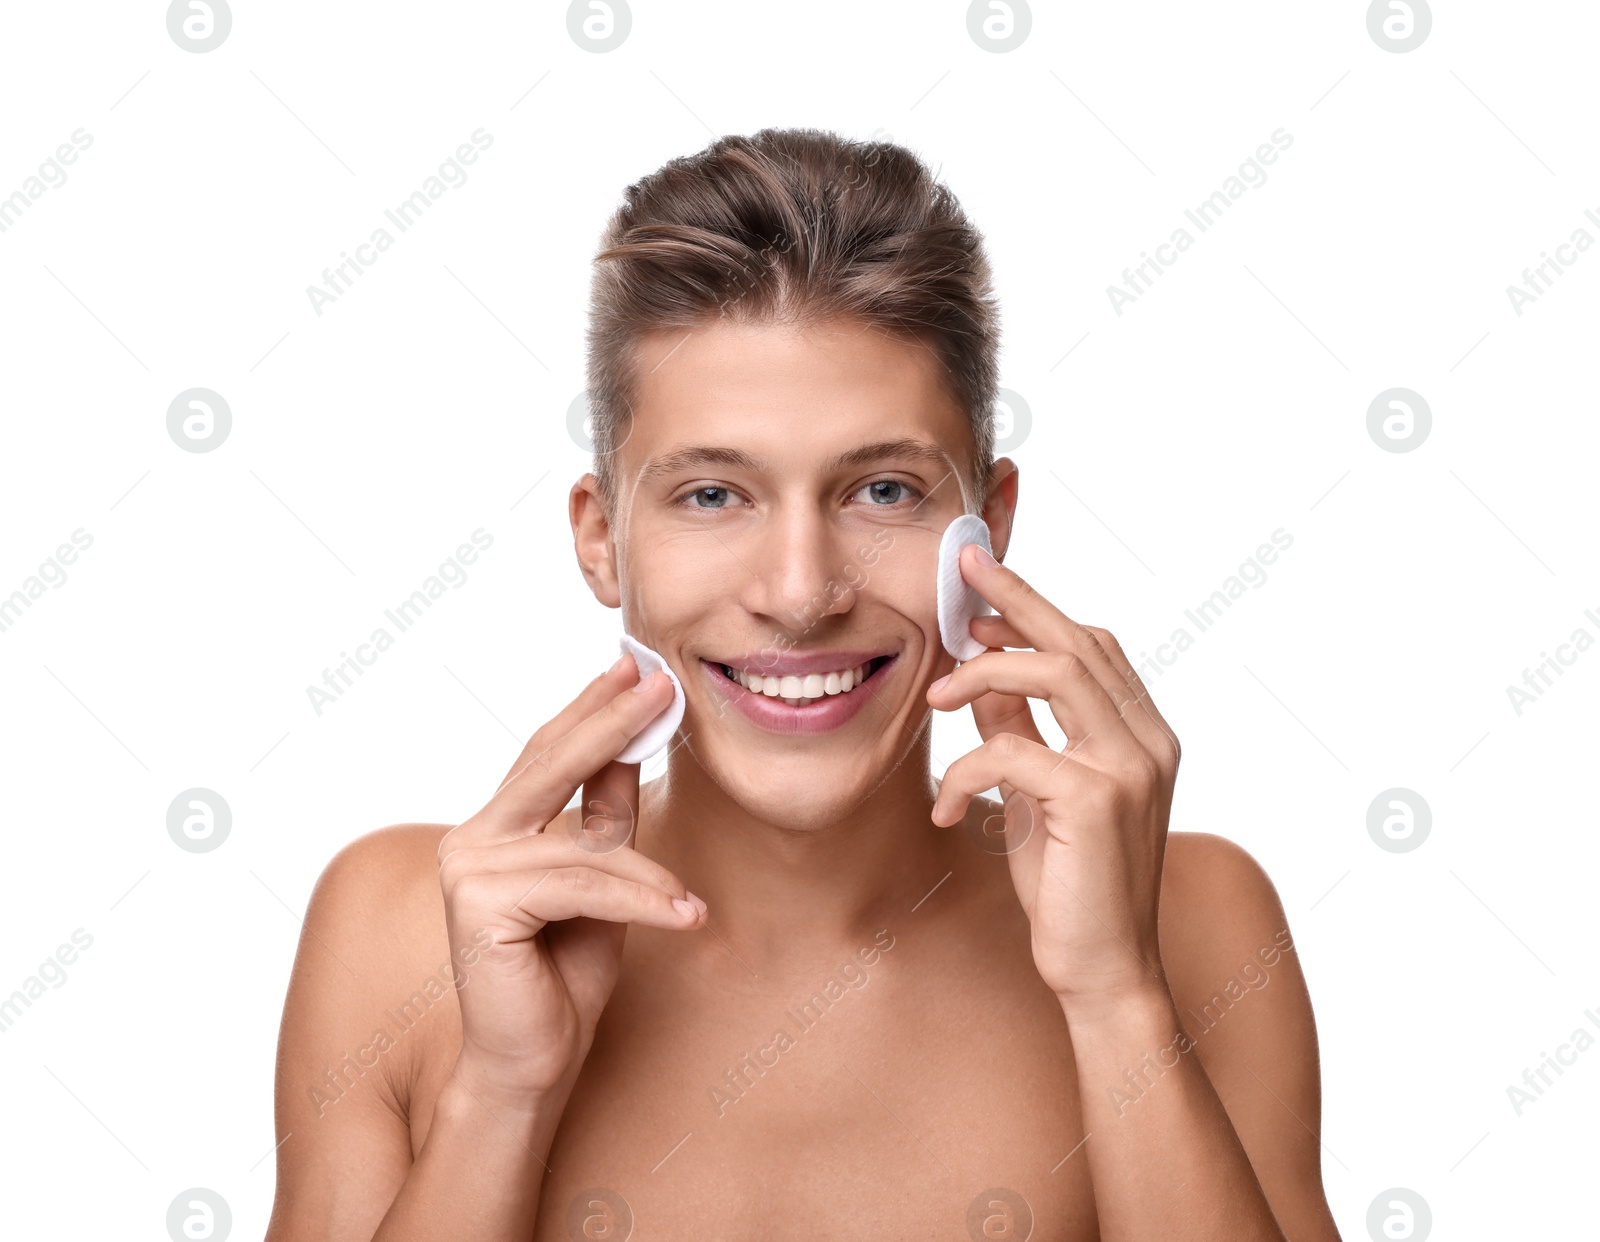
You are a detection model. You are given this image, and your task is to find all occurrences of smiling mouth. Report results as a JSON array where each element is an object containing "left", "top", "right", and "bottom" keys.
[{"left": 714, "top": 656, "right": 893, "bottom": 707}]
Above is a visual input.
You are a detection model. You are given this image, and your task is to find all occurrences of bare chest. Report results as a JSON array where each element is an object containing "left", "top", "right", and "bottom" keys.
[{"left": 518, "top": 931, "right": 1098, "bottom": 1240}]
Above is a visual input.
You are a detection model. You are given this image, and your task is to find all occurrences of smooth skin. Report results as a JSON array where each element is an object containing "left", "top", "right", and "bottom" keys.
[
  {"left": 930, "top": 544, "right": 1317, "bottom": 1240},
  {"left": 268, "top": 657, "right": 705, "bottom": 1240},
  {"left": 264, "top": 315, "right": 1343, "bottom": 1241}
]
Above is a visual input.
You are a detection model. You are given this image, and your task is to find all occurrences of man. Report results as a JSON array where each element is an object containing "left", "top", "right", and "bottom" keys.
[{"left": 266, "top": 128, "right": 1342, "bottom": 1241}]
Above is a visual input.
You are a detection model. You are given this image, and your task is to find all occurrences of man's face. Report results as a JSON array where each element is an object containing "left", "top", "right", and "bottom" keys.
[{"left": 594, "top": 316, "right": 981, "bottom": 828}]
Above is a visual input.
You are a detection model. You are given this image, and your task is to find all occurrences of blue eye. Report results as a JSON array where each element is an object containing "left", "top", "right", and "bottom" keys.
[
  {"left": 857, "top": 480, "right": 920, "bottom": 505},
  {"left": 682, "top": 486, "right": 735, "bottom": 509}
]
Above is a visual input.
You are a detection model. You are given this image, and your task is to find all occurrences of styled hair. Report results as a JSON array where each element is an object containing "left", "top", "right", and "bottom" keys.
[{"left": 584, "top": 127, "right": 1001, "bottom": 515}]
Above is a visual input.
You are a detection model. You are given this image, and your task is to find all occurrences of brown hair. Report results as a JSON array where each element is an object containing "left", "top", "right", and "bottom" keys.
[{"left": 584, "top": 126, "right": 1001, "bottom": 516}]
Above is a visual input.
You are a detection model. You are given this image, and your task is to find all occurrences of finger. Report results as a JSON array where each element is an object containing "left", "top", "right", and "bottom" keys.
[
  {"left": 453, "top": 865, "right": 704, "bottom": 938},
  {"left": 930, "top": 649, "right": 1139, "bottom": 755},
  {"left": 959, "top": 547, "right": 1132, "bottom": 711},
  {"left": 471, "top": 668, "right": 673, "bottom": 843},
  {"left": 440, "top": 653, "right": 644, "bottom": 859},
  {"left": 967, "top": 679, "right": 1049, "bottom": 751},
  {"left": 439, "top": 832, "right": 689, "bottom": 901},
  {"left": 1082, "top": 625, "right": 1181, "bottom": 773},
  {"left": 937, "top": 621, "right": 1049, "bottom": 749},
  {"left": 928, "top": 638, "right": 1045, "bottom": 839},
  {"left": 959, "top": 543, "right": 1075, "bottom": 653},
  {"left": 961, "top": 623, "right": 1049, "bottom": 757},
  {"left": 969, "top": 611, "right": 1178, "bottom": 783},
  {"left": 577, "top": 749, "right": 643, "bottom": 857},
  {"left": 493, "top": 653, "right": 640, "bottom": 792},
  {"left": 931, "top": 731, "right": 1062, "bottom": 827},
  {"left": 976, "top": 614, "right": 1176, "bottom": 760},
  {"left": 967, "top": 614, "right": 1030, "bottom": 649}
]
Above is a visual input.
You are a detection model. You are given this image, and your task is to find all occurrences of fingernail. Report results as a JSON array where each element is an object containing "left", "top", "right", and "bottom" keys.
[
  {"left": 974, "top": 545, "right": 997, "bottom": 568},
  {"left": 608, "top": 655, "right": 627, "bottom": 675},
  {"left": 672, "top": 896, "right": 700, "bottom": 920},
  {"left": 631, "top": 670, "right": 657, "bottom": 693},
  {"left": 686, "top": 890, "right": 707, "bottom": 915},
  {"left": 929, "top": 674, "right": 950, "bottom": 693}
]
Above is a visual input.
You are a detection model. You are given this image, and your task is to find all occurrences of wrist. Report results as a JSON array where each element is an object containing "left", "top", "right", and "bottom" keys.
[
  {"left": 1056, "top": 981, "right": 1177, "bottom": 1032},
  {"left": 446, "top": 1051, "right": 574, "bottom": 1125},
  {"left": 422, "top": 1069, "right": 566, "bottom": 1194}
]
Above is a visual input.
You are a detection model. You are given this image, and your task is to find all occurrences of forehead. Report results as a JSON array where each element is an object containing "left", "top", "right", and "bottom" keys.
[{"left": 620, "top": 316, "right": 969, "bottom": 469}]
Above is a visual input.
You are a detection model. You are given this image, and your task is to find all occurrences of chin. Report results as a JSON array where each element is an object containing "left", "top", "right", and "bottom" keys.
[{"left": 705, "top": 752, "right": 883, "bottom": 832}]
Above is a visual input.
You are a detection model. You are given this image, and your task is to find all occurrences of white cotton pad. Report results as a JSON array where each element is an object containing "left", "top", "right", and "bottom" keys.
[
  {"left": 936, "top": 514, "right": 995, "bottom": 663},
  {"left": 616, "top": 634, "right": 686, "bottom": 764}
]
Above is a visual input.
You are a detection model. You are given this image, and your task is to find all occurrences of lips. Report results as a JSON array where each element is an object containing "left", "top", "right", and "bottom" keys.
[
  {"left": 699, "top": 654, "right": 896, "bottom": 735},
  {"left": 717, "top": 655, "right": 890, "bottom": 705}
]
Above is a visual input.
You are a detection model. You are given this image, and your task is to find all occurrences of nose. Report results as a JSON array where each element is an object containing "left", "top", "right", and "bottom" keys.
[{"left": 737, "top": 504, "right": 859, "bottom": 636}]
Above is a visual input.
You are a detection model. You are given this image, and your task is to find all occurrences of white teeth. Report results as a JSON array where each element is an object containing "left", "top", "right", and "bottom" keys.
[{"left": 729, "top": 660, "right": 879, "bottom": 703}]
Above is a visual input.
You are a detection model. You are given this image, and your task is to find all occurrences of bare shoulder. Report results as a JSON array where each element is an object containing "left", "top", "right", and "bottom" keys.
[
  {"left": 282, "top": 822, "right": 455, "bottom": 1073},
  {"left": 265, "top": 822, "right": 457, "bottom": 1239},
  {"left": 1152, "top": 831, "right": 1341, "bottom": 1241},
  {"left": 1157, "top": 830, "right": 1295, "bottom": 966},
  {"left": 302, "top": 822, "right": 454, "bottom": 993},
  {"left": 313, "top": 820, "right": 451, "bottom": 918},
  {"left": 320, "top": 819, "right": 451, "bottom": 883}
]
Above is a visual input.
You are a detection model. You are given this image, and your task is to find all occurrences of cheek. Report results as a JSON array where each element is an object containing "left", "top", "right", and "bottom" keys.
[
  {"left": 620, "top": 542, "right": 707, "bottom": 638},
  {"left": 857, "top": 534, "right": 940, "bottom": 630}
]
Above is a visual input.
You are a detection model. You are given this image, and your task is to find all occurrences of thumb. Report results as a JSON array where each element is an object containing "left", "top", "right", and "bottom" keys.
[
  {"left": 966, "top": 648, "right": 1048, "bottom": 750},
  {"left": 572, "top": 757, "right": 641, "bottom": 857}
]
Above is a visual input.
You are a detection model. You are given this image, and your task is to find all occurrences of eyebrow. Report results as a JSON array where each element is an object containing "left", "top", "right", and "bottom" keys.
[{"left": 636, "top": 437, "right": 956, "bottom": 485}]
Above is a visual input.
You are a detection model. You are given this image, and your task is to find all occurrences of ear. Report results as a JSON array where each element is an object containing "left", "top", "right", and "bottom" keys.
[
  {"left": 570, "top": 473, "right": 621, "bottom": 609},
  {"left": 980, "top": 457, "right": 1020, "bottom": 561}
]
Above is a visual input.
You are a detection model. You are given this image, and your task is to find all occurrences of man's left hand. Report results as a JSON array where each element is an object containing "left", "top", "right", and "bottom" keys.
[{"left": 928, "top": 543, "right": 1182, "bottom": 1014}]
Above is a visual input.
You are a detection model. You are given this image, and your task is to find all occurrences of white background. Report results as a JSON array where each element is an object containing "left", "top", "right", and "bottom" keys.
[{"left": 1, "top": 1, "right": 1595, "bottom": 1238}]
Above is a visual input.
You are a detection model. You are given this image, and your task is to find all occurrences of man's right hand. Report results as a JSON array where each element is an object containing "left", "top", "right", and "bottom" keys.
[{"left": 436, "top": 652, "right": 703, "bottom": 1106}]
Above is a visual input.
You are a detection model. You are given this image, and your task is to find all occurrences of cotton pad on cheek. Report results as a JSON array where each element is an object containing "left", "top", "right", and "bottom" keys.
[
  {"left": 936, "top": 514, "right": 995, "bottom": 663},
  {"left": 615, "top": 634, "right": 686, "bottom": 764}
]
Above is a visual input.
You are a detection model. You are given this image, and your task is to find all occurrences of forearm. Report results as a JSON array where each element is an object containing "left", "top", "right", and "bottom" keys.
[
  {"left": 1062, "top": 988, "right": 1285, "bottom": 1242},
  {"left": 371, "top": 1070, "right": 567, "bottom": 1241}
]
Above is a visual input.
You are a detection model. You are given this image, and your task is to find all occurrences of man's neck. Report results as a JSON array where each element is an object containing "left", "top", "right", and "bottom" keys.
[{"left": 636, "top": 735, "right": 958, "bottom": 972}]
